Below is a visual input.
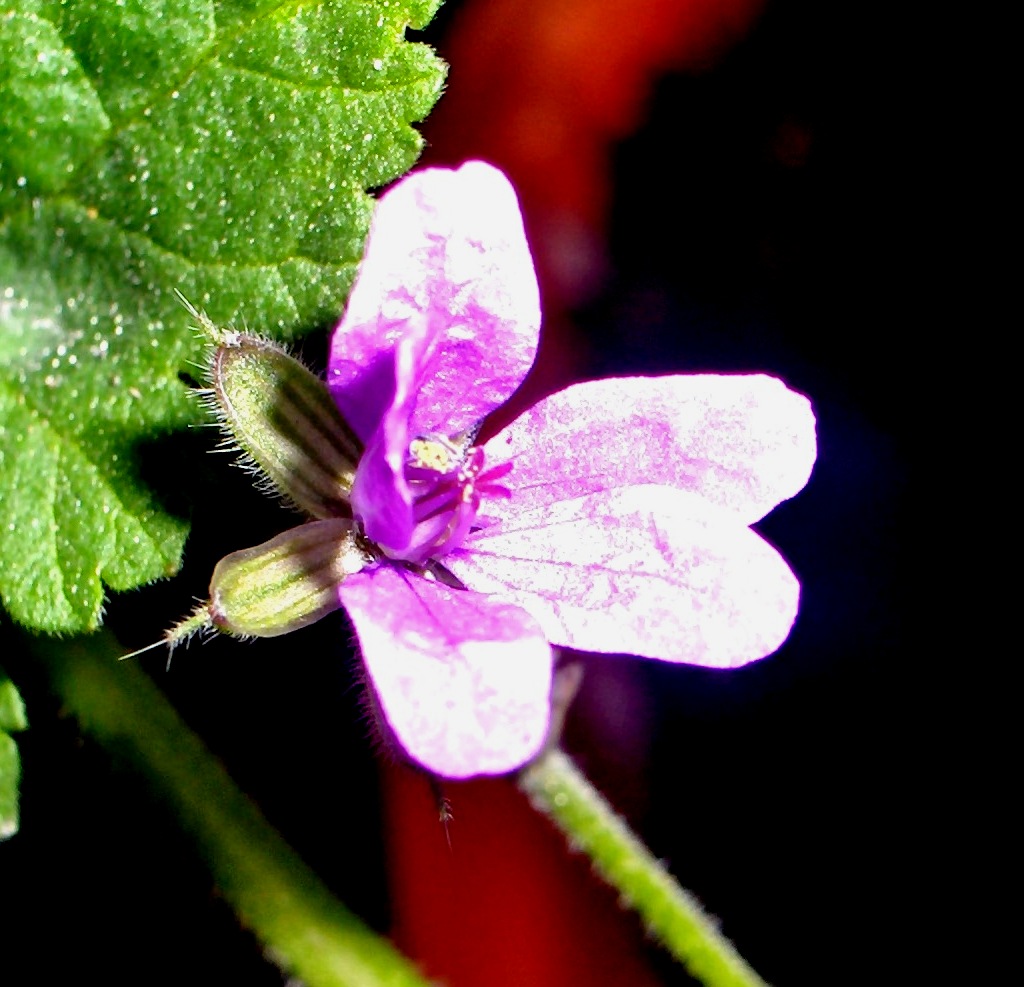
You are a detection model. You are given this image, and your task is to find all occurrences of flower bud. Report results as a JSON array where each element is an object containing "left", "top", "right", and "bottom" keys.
[
  {"left": 208, "top": 334, "right": 363, "bottom": 518},
  {"left": 205, "top": 519, "right": 369, "bottom": 638}
]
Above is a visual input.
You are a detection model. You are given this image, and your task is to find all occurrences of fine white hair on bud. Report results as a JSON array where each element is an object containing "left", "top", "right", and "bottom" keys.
[
  {"left": 206, "top": 519, "right": 370, "bottom": 638},
  {"left": 175, "top": 291, "right": 364, "bottom": 518},
  {"left": 124, "top": 519, "right": 372, "bottom": 663}
]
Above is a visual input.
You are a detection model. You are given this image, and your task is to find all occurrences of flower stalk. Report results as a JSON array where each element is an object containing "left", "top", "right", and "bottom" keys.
[
  {"left": 26, "top": 629, "right": 431, "bottom": 987},
  {"left": 519, "top": 749, "right": 769, "bottom": 987}
]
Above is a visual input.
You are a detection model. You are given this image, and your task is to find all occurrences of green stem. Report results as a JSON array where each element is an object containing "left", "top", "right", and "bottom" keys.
[
  {"left": 26, "top": 630, "right": 430, "bottom": 987},
  {"left": 519, "top": 748, "right": 769, "bottom": 987}
]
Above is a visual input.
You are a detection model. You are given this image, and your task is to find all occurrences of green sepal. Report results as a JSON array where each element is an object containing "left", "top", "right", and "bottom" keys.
[
  {"left": 206, "top": 519, "right": 370, "bottom": 639},
  {"left": 204, "top": 327, "right": 364, "bottom": 519}
]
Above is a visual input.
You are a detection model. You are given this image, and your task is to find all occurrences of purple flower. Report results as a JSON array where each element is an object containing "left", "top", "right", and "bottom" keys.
[{"left": 327, "top": 161, "right": 816, "bottom": 779}]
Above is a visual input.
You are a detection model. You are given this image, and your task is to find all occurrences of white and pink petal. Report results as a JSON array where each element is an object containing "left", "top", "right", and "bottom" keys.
[
  {"left": 339, "top": 564, "right": 554, "bottom": 779},
  {"left": 447, "top": 485, "right": 801, "bottom": 669},
  {"left": 482, "top": 374, "right": 816, "bottom": 526},
  {"left": 328, "top": 161, "right": 540, "bottom": 444}
]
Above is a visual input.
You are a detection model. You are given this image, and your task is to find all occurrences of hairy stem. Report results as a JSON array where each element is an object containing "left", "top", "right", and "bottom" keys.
[
  {"left": 519, "top": 748, "right": 769, "bottom": 987},
  {"left": 26, "top": 630, "right": 430, "bottom": 987}
]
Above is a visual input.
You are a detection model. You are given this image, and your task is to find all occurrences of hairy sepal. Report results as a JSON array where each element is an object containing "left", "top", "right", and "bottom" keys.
[
  {"left": 205, "top": 329, "right": 363, "bottom": 518},
  {"left": 207, "top": 519, "right": 369, "bottom": 638}
]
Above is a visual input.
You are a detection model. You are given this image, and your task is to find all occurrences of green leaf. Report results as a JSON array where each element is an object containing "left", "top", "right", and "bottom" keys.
[
  {"left": 0, "top": 666, "right": 28, "bottom": 840},
  {"left": 0, "top": 0, "right": 445, "bottom": 632}
]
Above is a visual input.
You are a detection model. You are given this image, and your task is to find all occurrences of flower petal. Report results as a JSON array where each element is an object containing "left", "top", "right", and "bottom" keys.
[
  {"left": 349, "top": 334, "right": 421, "bottom": 552},
  {"left": 328, "top": 161, "right": 540, "bottom": 443},
  {"left": 482, "top": 374, "right": 816, "bottom": 525},
  {"left": 339, "top": 565, "right": 554, "bottom": 778},
  {"left": 447, "top": 486, "right": 801, "bottom": 668}
]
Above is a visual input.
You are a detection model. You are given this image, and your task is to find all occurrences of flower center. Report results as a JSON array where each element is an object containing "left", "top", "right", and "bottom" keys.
[{"left": 399, "top": 435, "right": 512, "bottom": 563}]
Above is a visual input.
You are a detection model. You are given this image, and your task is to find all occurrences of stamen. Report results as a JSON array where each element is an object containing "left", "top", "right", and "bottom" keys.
[
  {"left": 400, "top": 442, "right": 512, "bottom": 560},
  {"left": 408, "top": 434, "right": 467, "bottom": 473}
]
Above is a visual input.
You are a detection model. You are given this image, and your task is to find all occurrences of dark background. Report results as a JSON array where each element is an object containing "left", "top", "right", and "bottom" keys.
[{"left": 2, "top": 1, "right": 913, "bottom": 983}]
